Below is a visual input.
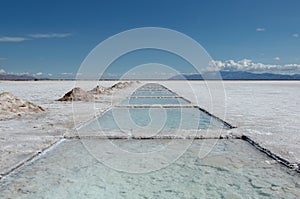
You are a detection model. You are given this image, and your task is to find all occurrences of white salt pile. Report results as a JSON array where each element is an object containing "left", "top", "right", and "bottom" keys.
[
  {"left": 89, "top": 81, "right": 136, "bottom": 95},
  {"left": 0, "top": 92, "right": 45, "bottom": 118},
  {"left": 88, "top": 85, "right": 108, "bottom": 94},
  {"left": 111, "top": 81, "right": 134, "bottom": 89},
  {"left": 105, "top": 81, "right": 135, "bottom": 93},
  {"left": 59, "top": 81, "right": 138, "bottom": 102},
  {"left": 57, "top": 87, "right": 95, "bottom": 102}
]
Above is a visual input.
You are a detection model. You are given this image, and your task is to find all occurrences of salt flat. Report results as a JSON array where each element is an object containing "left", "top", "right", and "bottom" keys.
[{"left": 0, "top": 80, "right": 299, "bottom": 177}]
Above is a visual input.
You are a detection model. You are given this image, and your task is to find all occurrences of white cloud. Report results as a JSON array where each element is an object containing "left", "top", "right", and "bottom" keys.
[
  {"left": 0, "top": 69, "right": 6, "bottom": 74},
  {"left": 256, "top": 28, "right": 266, "bottom": 32},
  {"left": 274, "top": 57, "right": 280, "bottom": 61},
  {"left": 61, "top": 72, "right": 74, "bottom": 75},
  {"left": 36, "top": 72, "right": 43, "bottom": 76},
  {"left": 292, "top": 33, "right": 299, "bottom": 38},
  {"left": 0, "top": 33, "right": 71, "bottom": 42},
  {"left": 0, "top": 37, "right": 28, "bottom": 42},
  {"left": 209, "top": 59, "right": 300, "bottom": 74},
  {"left": 29, "top": 33, "right": 71, "bottom": 38},
  {"left": 0, "top": 58, "right": 8, "bottom": 61}
]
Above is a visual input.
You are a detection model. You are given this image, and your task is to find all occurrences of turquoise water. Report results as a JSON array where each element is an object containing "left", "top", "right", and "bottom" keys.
[
  {"left": 131, "top": 83, "right": 179, "bottom": 97},
  {"left": 120, "top": 97, "right": 190, "bottom": 105},
  {"left": 79, "top": 107, "right": 228, "bottom": 132},
  {"left": 131, "top": 92, "right": 177, "bottom": 97},
  {"left": 1, "top": 140, "right": 299, "bottom": 198},
  {"left": 79, "top": 83, "right": 231, "bottom": 133},
  {"left": 135, "top": 88, "right": 171, "bottom": 91},
  {"left": 136, "top": 83, "right": 168, "bottom": 90}
]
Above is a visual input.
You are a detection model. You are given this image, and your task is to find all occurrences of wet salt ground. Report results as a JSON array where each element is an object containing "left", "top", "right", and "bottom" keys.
[{"left": 0, "top": 139, "right": 299, "bottom": 199}]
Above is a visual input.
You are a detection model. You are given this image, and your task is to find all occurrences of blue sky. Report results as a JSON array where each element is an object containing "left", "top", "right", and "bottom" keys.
[{"left": 1, "top": 0, "right": 300, "bottom": 77}]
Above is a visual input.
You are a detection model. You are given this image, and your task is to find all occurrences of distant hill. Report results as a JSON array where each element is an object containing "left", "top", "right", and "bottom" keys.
[
  {"left": 0, "top": 74, "right": 38, "bottom": 81},
  {"left": 171, "top": 71, "right": 300, "bottom": 80},
  {"left": 2, "top": 71, "right": 300, "bottom": 81}
]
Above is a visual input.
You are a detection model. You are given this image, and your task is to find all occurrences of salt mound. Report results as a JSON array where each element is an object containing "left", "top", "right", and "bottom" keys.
[
  {"left": 89, "top": 85, "right": 108, "bottom": 94},
  {"left": 57, "top": 87, "right": 94, "bottom": 101},
  {"left": 89, "top": 81, "right": 138, "bottom": 95},
  {"left": 111, "top": 82, "right": 130, "bottom": 89},
  {"left": 108, "top": 81, "right": 135, "bottom": 91},
  {"left": 0, "top": 92, "right": 45, "bottom": 116}
]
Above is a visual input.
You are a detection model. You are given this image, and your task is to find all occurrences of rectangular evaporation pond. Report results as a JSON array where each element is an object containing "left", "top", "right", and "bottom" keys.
[
  {"left": 135, "top": 89, "right": 172, "bottom": 93},
  {"left": 138, "top": 84, "right": 170, "bottom": 91},
  {"left": 138, "top": 85, "right": 166, "bottom": 89},
  {"left": 79, "top": 107, "right": 230, "bottom": 132},
  {"left": 135, "top": 87, "right": 171, "bottom": 92},
  {"left": 120, "top": 97, "right": 190, "bottom": 105},
  {"left": 1, "top": 140, "right": 299, "bottom": 198},
  {"left": 133, "top": 90, "right": 176, "bottom": 95},
  {"left": 131, "top": 92, "right": 177, "bottom": 97}
]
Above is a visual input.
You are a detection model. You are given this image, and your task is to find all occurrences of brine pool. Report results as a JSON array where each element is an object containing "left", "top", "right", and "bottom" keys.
[
  {"left": 78, "top": 107, "right": 231, "bottom": 132},
  {"left": 79, "top": 83, "right": 233, "bottom": 133},
  {"left": 0, "top": 83, "right": 299, "bottom": 198},
  {"left": 1, "top": 140, "right": 299, "bottom": 198},
  {"left": 120, "top": 97, "right": 190, "bottom": 105}
]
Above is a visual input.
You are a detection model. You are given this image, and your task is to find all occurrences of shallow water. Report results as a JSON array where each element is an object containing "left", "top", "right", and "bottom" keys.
[
  {"left": 79, "top": 83, "right": 230, "bottom": 133},
  {"left": 120, "top": 97, "right": 189, "bottom": 105},
  {"left": 131, "top": 92, "right": 177, "bottom": 97},
  {"left": 80, "top": 107, "right": 228, "bottom": 132},
  {"left": 1, "top": 139, "right": 299, "bottom": 199}
]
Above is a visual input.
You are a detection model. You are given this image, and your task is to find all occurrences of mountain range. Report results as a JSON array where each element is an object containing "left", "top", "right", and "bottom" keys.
[
  {"left": 0, "top": 74, "right": 38, "bottom": 81},
  {"left": 1, "top": 71, "right": 300, "bottom": 80},
  {"left": 171, "top": 71, "right": 300, "bottom": 80}
]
